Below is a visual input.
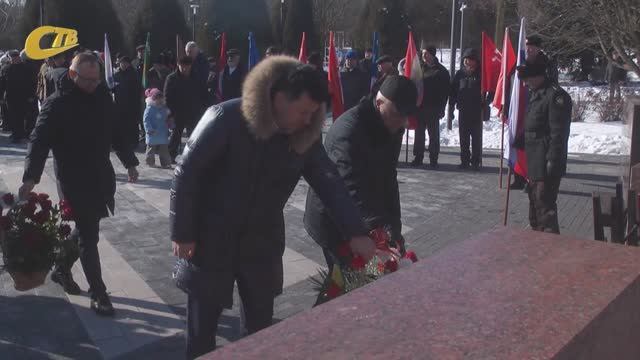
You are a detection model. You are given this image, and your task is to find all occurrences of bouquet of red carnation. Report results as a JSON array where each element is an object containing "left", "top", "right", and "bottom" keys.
[
  {"left": 311, "top": 228, "right": 418, "bottom": 305},
  {"left": 0, "top": 192, "right": 74, "bottom": 291}
]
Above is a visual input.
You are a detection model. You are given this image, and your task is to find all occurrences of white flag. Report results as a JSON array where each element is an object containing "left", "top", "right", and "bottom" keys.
[{"left": 104, "top": 33, "right": 115, "bottom": 90}]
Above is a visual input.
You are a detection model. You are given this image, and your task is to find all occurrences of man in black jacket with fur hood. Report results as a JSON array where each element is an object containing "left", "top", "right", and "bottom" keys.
[{"left": 170, "top": 56, "right": 376, "bottom": 359}]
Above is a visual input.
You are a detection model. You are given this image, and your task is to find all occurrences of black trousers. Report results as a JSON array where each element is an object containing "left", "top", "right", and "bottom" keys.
[
  {"left": 185, "top": 266, "right": 276, "bottom": 359},
  {"left": 414, "top": 108, "right": 441, "bottom": 164},
  {"left": 55, "top": 216, "right": 107, "bottom": 297},
  {"left": 169, "top": 117, "right": 197, "bottom": 160},
  {"left": 7, "top": 101, "right": 29, "bottom": 140},
  {"left": 458, "top": 110, "right": 483, "bottom": 166},
  {"left": 528, "top": 177, "right": 562, "bottom": 234}
]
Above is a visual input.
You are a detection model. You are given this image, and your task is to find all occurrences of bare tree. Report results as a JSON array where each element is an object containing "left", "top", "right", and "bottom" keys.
[
  {"left": 520, "top": 0, "right": 640, "bottom": 77},
  {"left": 0, "top": 0, "right": 23, "bottom": 32}
]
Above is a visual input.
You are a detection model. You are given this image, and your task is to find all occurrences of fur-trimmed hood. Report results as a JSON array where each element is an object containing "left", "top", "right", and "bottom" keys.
[{"left": 241, "top": 55, "right": 326, "bottom": 154}]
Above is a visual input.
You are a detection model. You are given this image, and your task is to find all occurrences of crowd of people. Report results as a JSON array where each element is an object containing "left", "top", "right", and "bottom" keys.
[{"left": 2, "top": 32, "right": 573, "bottom": 359}]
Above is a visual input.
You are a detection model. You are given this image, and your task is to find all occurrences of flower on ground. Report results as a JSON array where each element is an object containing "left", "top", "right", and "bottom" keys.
[{"left": 351, "top": 255, "right": 367, "bottom": 270}]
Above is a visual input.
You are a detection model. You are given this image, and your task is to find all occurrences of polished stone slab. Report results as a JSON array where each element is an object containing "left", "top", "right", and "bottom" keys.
[{"left": 204, "top": 227, "right": 640, "bottom": 360}]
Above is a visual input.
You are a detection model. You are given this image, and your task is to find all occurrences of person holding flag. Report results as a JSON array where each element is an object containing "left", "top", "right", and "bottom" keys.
[{"left": 517, "top": 56, "right": 572, "bottom": 234}]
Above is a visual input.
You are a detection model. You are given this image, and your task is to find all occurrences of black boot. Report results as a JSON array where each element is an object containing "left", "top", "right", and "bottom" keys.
[
  {"left": 410, "top": 158, "right": 423, "bottom": 167},
  {"left": 90, "top": 293, "right": 115, "bottom": 317},
  {"left": 51, "top": 270, "right": 82, "bottom": 295}
]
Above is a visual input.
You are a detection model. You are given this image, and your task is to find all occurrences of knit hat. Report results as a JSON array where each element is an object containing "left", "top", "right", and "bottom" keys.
[{"left": 145, "top": 88, "right": 163, "bottom": 99}]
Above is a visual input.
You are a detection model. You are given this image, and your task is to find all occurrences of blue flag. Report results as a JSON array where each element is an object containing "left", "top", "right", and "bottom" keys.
[{"left": 248, "top": 32, "right": 260, "bottom": 71}]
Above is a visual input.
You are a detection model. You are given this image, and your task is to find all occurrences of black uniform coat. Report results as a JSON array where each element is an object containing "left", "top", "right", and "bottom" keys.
[
  {"left": 114, "top": 66, "right": 142, "bottom": 147},
  {"left": 220, "top": 65, "right": 246, "bottom": 101},
  {"left": 23, "top": 77, "right": 139, "bottom": 218},
  {"left": 524, "top": 81, "right": 572, "bottom": 181},
  {"left": 164, "top": 70, "right": 203, "bottom": 126},
  {"left": 170, "top": 56, "right": 367, "bottom": 307},
  {"left": 341, "top": 67, "right": 370, "bottom": 111},
  {"left": 421, "top": 60, "right": 450, "bottom": 115},
  {"left": 304, "top": 96, "right": 403, "bottom": 250},
  {"left": 449, "top": 68, "right": 482, "bottom": 116}
]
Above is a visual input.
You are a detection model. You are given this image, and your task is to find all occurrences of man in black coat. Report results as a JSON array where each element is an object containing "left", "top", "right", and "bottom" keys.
[
  {"left": 164, "top": 55, "right": 204, "bottom": 162},
  {"left": 114, "top": 56, "right": 142, "bottom": 152},
  {"left": 341, "top": 50, "right": 370, "bottom": 111},
  {"left": 304, "top": 75, "right": 417, "bottom": 269},
  {"left": 370, "top": 55, "right": 398, "bottom": 97},
  {"left": 170, "top": 56, "right": 375, "bottom": 359},
  {"left": 20, "top": 53, "right": 140, "bottom": 316},
  {"left": 413, "top": 46, "right": 450, "bottom": 168},
  {"left": 449, "top": 48, "right": 483, "bottom": 170},
  {"left": 186, "top": 41, "right": 211, "bottom": 109},
  {"left": 0, "top": 50, "right": 36, "bottom": 143},
  {"left": 220, "top": 48, "right": 246, "bottom": 101},
  {"left": 517, "top": 59, "right": 572, "bottom": 234}
]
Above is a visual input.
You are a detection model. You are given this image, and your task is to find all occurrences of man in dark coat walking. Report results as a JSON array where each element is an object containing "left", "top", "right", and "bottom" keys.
[
  {"left": 164, "top": 56, "right": 204, "bottom": 162},
  {"left": 170, "top": 56, "right": 375, "bottom": 359},
  {"left": 413, "top": 46, "right": 450, "bottom": 168},
  {"left": 220, "top": 49, "right": 246, "bottom": 101},
  {"left": 304, "top": 75, "right": 417, "bottom": 269},
  {"left": 449, "top": 48, "right": 483, "bottom": 170},
  {"left": 0, "top": 50, "right": 37, "bottom": 143},
  {"left": 20, "top": 53, "right": 140, "bottom": 316},
  {"left": 341, "top": 50, "right": 370, "bottom": 111},
  {"left": 114, "top": 56, "right": 142, "bottom": 152},
  {"left": 517, "top": 59, "right": 572, "bottom": 234}
]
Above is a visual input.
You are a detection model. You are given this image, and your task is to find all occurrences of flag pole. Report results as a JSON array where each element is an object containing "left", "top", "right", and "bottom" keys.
[
  {"left": 405, "top": 131, "right": 409, "bottom": 163},
  {"left": 499, "top": 116, "right": 505, "bottom": 188},
  {"left": 503, "top": 166, "right": 512, "bottom": 226}
]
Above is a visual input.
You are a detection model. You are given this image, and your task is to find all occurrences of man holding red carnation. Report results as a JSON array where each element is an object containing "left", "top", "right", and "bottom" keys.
[
  {"left": 20, "top": 53, "right": 139, "bottom": 317},
  {"left": 304, "top": 75, "right": 417, "bottom": 270},
  {"left": 170, "top": 56, "right": 376, "bottom": 359}
]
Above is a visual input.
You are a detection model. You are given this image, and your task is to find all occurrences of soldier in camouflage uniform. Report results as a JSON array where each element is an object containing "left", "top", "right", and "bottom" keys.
[{"left": 517, "top": 59, "right": 572, "bottom": 234}]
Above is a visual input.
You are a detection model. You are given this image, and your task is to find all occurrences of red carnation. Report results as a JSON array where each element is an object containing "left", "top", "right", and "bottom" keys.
[
  {"left": 2, "top": 193, "right": 14, "bottom": 206},
  {"left": 0, "top": 215, "right": 11, "bottom": 231},
  {"left": 23, "top": 201, "right": 37, "bottom": 217},
  {"left": 60, "top": 200, "right": 74, "bottom": 221},
  {"left": 37, "top": 193, "right": 49, "bottom": 202},
  {"left": 384, "top": 259, "right": 398, "bottom": 273},
  {"left": 326, "top": 283, "right": 342, "bottom": 299},
  {"left": 377, "top": 262, "right": 386, "bottom": 273},
  {"left": 337, "top": 243, "right": 351, "bottom": 258},
  {"left": 33, "top": 210, "right": 50, "bottom": 225},
  {"left": 405, "top": 251, "right": 418, "bottom": 263},
  {"left": 40, "top": 199, "right": 53, "bottom": 212},
  {"left": 351, "top": 255, "right": 367, "bottom": 270},
  {"left": 58, "top": 224, "right": 72, "bottom": 238}
]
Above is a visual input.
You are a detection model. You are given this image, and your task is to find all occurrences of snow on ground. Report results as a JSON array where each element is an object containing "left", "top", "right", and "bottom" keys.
[{"left": 404, "top": 100, "right": 630, "bottom": 156}]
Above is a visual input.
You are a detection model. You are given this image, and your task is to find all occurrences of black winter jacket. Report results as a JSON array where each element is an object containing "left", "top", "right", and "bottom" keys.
[
  {"left": 304, "top": 97, "right": 403, "bottom": 250},
  {"left": 23, "top": 78, "right": 139, "bottom": 218}
]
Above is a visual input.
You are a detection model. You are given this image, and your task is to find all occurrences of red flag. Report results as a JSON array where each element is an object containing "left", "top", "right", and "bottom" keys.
[
  {"left": 216, "top": 33, "right": 227, "bottom": 102},
  {"left": 481, "top": 32, "right": 501, "bottom": 93},
  {"left": 298, "top": 32, "right": 307, "bottom": 63},
  {"left": 492, "top": 28, "right": 517, "bottom": 118},
  {"left": 403, "top": 32, "right": 423, "bottom": 130},
  {"left": 328, "top": 31, "right": 344, "bottom": 121}
]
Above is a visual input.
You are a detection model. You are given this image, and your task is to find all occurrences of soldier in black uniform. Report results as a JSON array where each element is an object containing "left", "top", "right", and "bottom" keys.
[{"left": 517, "top": 59, "right": 572, "bottom": 234}]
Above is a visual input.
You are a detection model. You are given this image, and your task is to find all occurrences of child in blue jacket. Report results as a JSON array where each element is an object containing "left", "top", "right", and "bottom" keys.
[{"left": 143, "top": 88, "right": 173, "bottom": 168}]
